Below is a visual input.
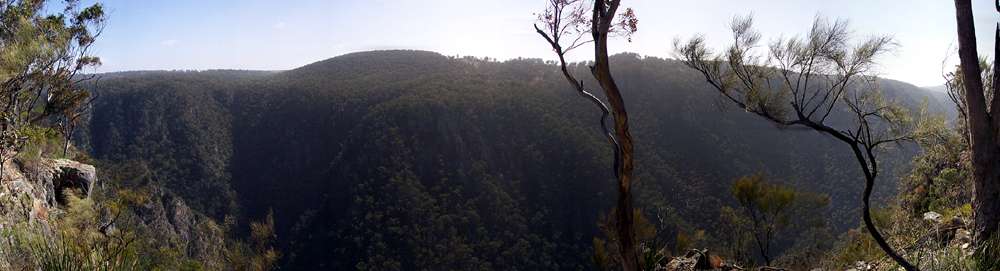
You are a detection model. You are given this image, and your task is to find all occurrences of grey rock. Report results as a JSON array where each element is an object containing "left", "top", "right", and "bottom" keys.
[
  {"left": 951, "top": 228, "right": 972, "bottom": 247},
  {"left": 664, "top": 256, "right": 698, "bottom": 271},
  {"left": 19, "top": 158, "right": 98, "bottom": 206},
  {"left": 133, "top": 186, "right": 226, "bottom": 269},
  {"left": 0, "top": 157, "right": 98, "bottom": 225},
  {"left": 48, "top": 159, "right": 97, "bottom": 205},
  {"left": 923, "top": 211, "right": 942, "bottom": 224}
]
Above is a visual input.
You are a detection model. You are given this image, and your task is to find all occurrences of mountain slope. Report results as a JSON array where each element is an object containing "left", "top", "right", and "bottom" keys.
[{"left": 78, "top": 50, "right": 951, "bottom": 269}]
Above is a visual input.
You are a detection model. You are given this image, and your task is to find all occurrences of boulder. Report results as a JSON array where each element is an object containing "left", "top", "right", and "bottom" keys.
[
  {"left": 922, "top": 211, "right": 942, "bottom": 224},
  {"left": 951, "top": 228, "right": 972, "bottom": 249},
  {"left": 664, "top": 256, "right": 698, "bottom": 271},
  {"left": 849, "top": 261, "right": 873, "bottom": 270},
  {"left": 663, "top": 249, "right": 743, "bottom": 271}
]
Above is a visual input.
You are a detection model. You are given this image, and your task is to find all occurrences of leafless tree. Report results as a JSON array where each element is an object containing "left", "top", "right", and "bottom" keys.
[
  {"left": 951, "top": 0, "right": 1000, "bottom": 264},
  {"left": 675, "top": 15, "right": 921, "bottom": 270},
  {"left": 533, "top": 0, "right": 639, "bottom": 270}
]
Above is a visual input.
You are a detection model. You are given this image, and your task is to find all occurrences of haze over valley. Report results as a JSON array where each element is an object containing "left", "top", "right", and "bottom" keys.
[{"left": 0, "top": 1, "right": 998, "bottom": 270}]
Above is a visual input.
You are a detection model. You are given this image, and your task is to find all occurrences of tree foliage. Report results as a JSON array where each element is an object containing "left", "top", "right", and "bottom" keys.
[
  {"left": 0, "top": 0, "right": 104, "bottom": 172},
  {"left": 77, "top": 51, "right": 946, "bottom": 269},
  {"left": 727, "top": 174, "right": 832, "bottom": 267},
  {"left": 731, "top": 174, "right": 795, "bottom": 265},
  {"left": 675, "top": 14, "right": 928, "bottom": 270}
]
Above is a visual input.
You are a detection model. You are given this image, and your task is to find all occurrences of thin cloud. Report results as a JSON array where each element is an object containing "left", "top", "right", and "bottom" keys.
[
  {"left": 161, "top": 39, "right": 179, "bottom": 47},
  {"left": 272, "top": 22, "right": 287, "bottom": 30}
]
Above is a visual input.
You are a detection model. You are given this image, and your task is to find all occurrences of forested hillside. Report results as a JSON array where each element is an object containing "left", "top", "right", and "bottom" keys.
[{"left": 77, "top": 50, "right": 952, "bottom": 269}]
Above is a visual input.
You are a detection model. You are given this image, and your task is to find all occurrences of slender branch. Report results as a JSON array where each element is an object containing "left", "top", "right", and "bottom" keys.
[
  {"left": 534, "top": 24, "right": 622, "bottom": 176},
  {"left": 676, "top": 14, "right": 918, "bottom": 270}
]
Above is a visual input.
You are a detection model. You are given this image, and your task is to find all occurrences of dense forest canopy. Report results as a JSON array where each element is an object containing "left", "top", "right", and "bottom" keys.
[
  {"left": 76, "top": 50, "right": 953, "bottom": 269},
  {"left": 5, "top": 0, "right": 999, "bottom": 269}
]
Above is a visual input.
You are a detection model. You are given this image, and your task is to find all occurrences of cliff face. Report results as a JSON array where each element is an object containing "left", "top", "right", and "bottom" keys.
[
  {"left": 0, "top": 155, "right": 228, "bottom": 269},
  {"left": 0, "top": 156, "right": 97, "bottom": 227},
  {"left": 130, "top": 185, "right": 228, "bottom": 269}
]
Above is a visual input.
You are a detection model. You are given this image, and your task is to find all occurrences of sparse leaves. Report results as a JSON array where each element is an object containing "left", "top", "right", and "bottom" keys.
[
  {"left": 675, "top": 14, "right": 913, "bottom": 164},
  {"left": 675, "top": 14, "right": 920, "bottom": 270},
  {"left": 613, "top": 7, "right": 638, "bottom": 42},
  {"left": 535, "top": 0, "right": 638, "bottom": 55},
  {"left": 535, "top": 0, "right": 592, "bottom": 53},
  {"left": 534, "top": 1, "right": 641, "bottom": 270}
]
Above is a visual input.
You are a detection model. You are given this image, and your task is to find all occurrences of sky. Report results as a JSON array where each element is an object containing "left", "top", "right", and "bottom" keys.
[{"left": 82, "top": 0, "right": 1000, "bottom": 87}]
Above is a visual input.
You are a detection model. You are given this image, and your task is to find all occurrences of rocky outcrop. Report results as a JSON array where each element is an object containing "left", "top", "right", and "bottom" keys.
[
  {"left": 0, "top": 155, "right": 226, "bottom": 268},
  {"left": 39, "top": 159, "right": 97, "bottom": 206},
  {"left": 919, "top": 211, "right": 972, "bottom": 250},
  {"left": 663, "top": 249, "right": 744, "bottom": 271},
  {"left": 0, "top": 156, "right": 98, "bottom": 225},
  {"left": 132, "top": 185, "right": 227, "bottom": 269}
]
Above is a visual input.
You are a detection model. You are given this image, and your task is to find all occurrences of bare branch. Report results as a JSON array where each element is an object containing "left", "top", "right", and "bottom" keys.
[
  {"left": 535, "top": 1, "right": 639, "bottom": 269},
  {"left": 674, "top": 13, "right": 918, "bottom": 270}
]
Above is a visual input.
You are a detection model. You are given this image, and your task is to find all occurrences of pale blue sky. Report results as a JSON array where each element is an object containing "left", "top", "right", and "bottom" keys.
[{"left": 84, "top": 0, "right": 999, "bottom": 86}]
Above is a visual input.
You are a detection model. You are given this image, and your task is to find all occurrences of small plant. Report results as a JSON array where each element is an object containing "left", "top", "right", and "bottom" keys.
[
  {"left": 973, "top": 232, "right": 1000, "bottom": 271},
  {"left": 0, "top": 192, "right": 149, "bottom": 271}
]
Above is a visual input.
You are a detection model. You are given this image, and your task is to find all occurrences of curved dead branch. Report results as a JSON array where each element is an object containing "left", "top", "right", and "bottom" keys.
[{"left": 534, "top": 24, "right": 623, "bottom": 177}]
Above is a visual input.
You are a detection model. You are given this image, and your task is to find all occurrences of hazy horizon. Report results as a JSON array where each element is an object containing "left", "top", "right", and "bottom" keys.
[
  {"left": 5, "top": 1, "right": 997, "bottom": 269},
  {"left": 85, "top": 0, "right": 999, "bottom": 87}
]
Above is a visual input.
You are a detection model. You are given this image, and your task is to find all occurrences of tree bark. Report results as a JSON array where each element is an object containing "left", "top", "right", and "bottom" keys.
[
  {"left": 859, "top": 171, "right": 915, "bottom": 271},
  {"left": 598, "top": 33, "right": 638, "bottom": 271},
  {"left": 590, "top": 1, "right": 637, "bottom": 270},
  {"left": 954, "top": 0, "right": 1000, "bottom": 249},
  {"left": 842, "top": 136, "right": 916, "bottom": 270},
  {"left": 537, "top": 2, "right": 637, "bottom": 269}
]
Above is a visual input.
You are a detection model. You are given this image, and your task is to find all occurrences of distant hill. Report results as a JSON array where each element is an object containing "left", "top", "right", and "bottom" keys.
[
  {"left": 77, "top": 50, "right": 953, "bottom": 270},
  {"left": 921, "top": 85, "right": 959, "bottom": 120},
  {"left": 923, "top": 84, "right": 948, "bottom": 93}
]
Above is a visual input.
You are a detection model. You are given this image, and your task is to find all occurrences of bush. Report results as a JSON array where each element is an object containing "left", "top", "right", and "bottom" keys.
[{"left": 0, "top": 192, "right": 148, "bottom": 271}]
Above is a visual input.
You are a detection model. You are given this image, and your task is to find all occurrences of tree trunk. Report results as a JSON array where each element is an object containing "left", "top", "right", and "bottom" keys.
[
  {"left": 591, "top": 2, "right": 637, "bottom": 270},
  {"left": 847, "top": 145, "right": 917, "bottom": 271},
  {"left": 755, "top": 234, "right": 772, "bottom": 266},
  {"left": 973, "top": 158, "right": 1000, "bottom": 246},
  {"left": 595, "top": 33, "right": 638, "bottom": 271},
  {"left": 954, "top": 0, "right": 1000, "bottom": 249},
  {"left": 860, "top": 176, "right": 916, "bottom": 270}
]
